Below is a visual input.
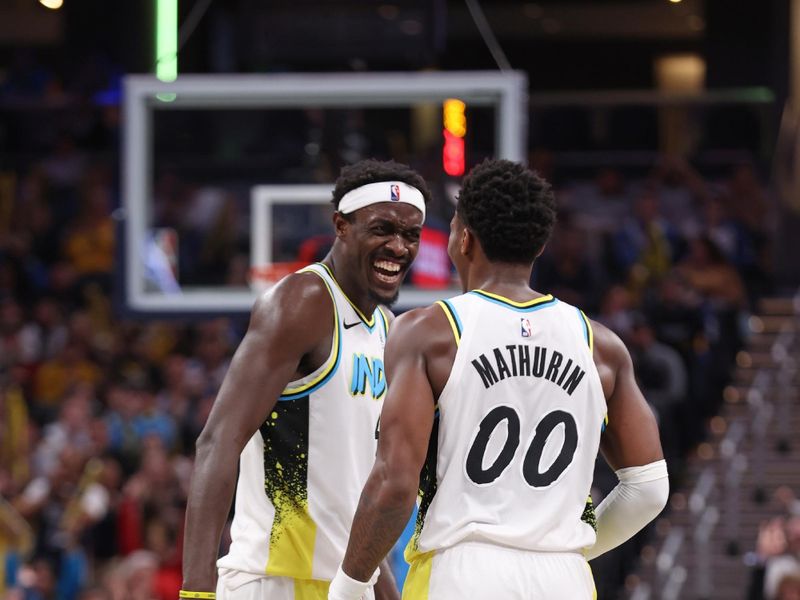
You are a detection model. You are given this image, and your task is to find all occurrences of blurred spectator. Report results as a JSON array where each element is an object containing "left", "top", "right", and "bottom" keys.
[
  {"left": 561, "top": 168, "right": 632, "bottom": 235},
  {"left": 533, "top": 216, "right": 603, "bottom": 312},
  {"left": 703, "top": 194, "right": 753, "bottom": 266},
  {"left": 648, "top": 156, "right": 710, "bottom": 237},
  {"left": 613, "top": 189, "right": 682, "bottom": 293},
  {"left": 32, "top": 340, "right": 101, "bottom": 421},
  {"left": 627, "top": 314, "right": 687, "bottom": 465},
  {"left": 716, "top": 164, "right": 774, "bottom": 302},
  {"left": 103, "top": 550, "right": 159, "bottom": 600},
  {"left": 677, "top": 236, "right": 746, "bottom": 310},
  {"left": 104, "top": 377, "right": 177, "bottom": 476},
  {"left": 33, "top": 385, "right": 95, "bottom": 478},
  {"left": 645, "top": 272, "right": 704, "bottom": 360},
  {"left": 116, "top": 444, "right": 185, "bottom": 600},
  {"left": 225, "top": 253, "right": 251, "bottom": 287},
  {"left": 180, "top": 395, "right": 215, "bottom": 454},
  {"left": 178, "top": 188, "right": 245, "bottom": 287},
  {"left": 15, "top": 556, "right": 60, "bottom": 600},
  {"left": 597, "top": 285, "right": 636, "bottom": 338},
  {"left": 17, "top": 298, "right": 69, "bottom": 366},
  {"left": 11, "top": 448, "right": 106, "bottom": 600},
  {"left": 62, "top": 173, "right": 114, "bottom": 288},
  {"left": 748, "top": 512, "right": 800, "bottom": 600},
  {"left": 727, "top": 163, "right": 769, "bottom": 235},
  {"left": 155, "top": 355, "right": 196, "bottom": 427},
  {"left": 1, "top": 300, "right": 29, "bottom": 371},
  {"left": 41, "top": 135, "right": 87, "bottom": 191},
  {"left": 187, "top": 320, "right": 232, "bottom": 396},
  {"left": 0, "top": 375, "right": 31, "bottom": 490}
]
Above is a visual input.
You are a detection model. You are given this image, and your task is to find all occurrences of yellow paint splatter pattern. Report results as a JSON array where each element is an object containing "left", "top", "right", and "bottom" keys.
[
  {"left": 405, "top": 414, "right": 440, "bottom": 562},
  {"left": 260, "top": 397, "right": 317, "bottom": 578}
]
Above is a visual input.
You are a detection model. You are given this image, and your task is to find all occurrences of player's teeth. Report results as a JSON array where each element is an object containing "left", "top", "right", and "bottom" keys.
[{"left": 374, "top": 260, "right": 400, "bottom": 272}]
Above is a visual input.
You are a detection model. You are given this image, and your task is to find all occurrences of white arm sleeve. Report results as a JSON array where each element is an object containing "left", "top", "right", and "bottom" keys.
[{"left": 586, "top": 459, "right": 669, "bottom": 561}]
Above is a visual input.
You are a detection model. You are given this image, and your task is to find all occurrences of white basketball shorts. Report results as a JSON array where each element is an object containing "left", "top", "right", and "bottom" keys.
[{"left": 402, "top": 542, "right": 596, "bottom": 600}]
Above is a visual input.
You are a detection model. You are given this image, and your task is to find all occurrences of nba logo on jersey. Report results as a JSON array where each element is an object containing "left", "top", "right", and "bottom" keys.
[
  {"left": 390, "top": 184, "right": 400, "bottom": 201},
  {"left": 520, "top": 318, "right": 532, "bottom": 337}
]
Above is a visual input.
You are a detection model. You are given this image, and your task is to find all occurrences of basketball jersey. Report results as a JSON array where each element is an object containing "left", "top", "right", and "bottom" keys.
[
  {"left": 217, "top": 263, "right": 388, "bottom": 582},
  {"left": 406, "top": 290, "right": 606, "bottom": 561}
]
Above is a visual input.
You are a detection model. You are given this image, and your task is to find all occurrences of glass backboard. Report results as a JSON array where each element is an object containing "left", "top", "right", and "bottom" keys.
[{"left": 122, "top": 72, "right": 527, "bottom": 314}]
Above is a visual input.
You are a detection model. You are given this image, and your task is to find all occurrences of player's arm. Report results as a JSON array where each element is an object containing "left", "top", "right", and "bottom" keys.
[
  {"left": 373, "top": 307, "right": 408, "bottom": 600},
  {"left": 328, "top": 308, "right": 438, "bottom": 600},
  {"left": 586, "top": 321, "right": 669, "bottom": 560},
  {"left": 181, "top": 274, "right": 332, "bottom": 592}
]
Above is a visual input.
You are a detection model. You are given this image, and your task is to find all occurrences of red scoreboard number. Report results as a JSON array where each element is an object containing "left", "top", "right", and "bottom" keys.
[{"left": 443, "top": 98, "right": 466, "bottom": 176}]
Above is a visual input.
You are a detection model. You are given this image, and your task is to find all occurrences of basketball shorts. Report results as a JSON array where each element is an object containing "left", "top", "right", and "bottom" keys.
[
  {"left": 216, "top": 568, "right": 376, "bottom": 600},
  {"left": 402, "top": 542, "right": 596, "bottom": 600}
]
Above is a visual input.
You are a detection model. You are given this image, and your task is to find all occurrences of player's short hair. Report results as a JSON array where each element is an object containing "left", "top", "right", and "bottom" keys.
[
  {"left": 331, "top": 159, "right": 432, "bottom": 212},
  {"left": 456, "top": 159, "right": 556, "bottom": 264}
]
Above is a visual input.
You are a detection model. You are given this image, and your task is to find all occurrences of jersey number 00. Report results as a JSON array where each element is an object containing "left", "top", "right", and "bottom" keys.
[{"left": 465, "top": 406, "right": 578, "bottom": 488}]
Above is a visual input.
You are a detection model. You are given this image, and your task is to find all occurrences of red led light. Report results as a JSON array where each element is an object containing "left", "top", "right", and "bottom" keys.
[{"left": 443, "top": 129, "right": 465, "bottom": 176}]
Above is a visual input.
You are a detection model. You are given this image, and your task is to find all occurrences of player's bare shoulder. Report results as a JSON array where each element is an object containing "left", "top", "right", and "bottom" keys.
[
  {"left": 389, "top": 303, "right": 453, "bottom": 351},
  {"left": 248, "top": 270, "right": 334, "bottom": 351},
  {"left": 386, "top": 303, "right": 458, "bottom": 398},
  {"left": 585, "top": 318, "right": 633, "bottom": 401}
]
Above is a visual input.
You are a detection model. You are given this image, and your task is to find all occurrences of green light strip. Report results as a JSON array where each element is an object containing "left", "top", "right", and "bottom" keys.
[{"left": 156, "top": 0, "right": 178, "bottom": 82}]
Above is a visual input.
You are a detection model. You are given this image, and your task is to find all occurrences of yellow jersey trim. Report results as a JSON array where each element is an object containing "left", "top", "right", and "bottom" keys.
[
  {"left": 471, "top": 289, "right": 556, "bottom": 310},
  {"left": 317, "top": 262, "right": 376, "bottom": 327},
  {"left": 436, "top": 300, "right": 461, "bottom": 347},
  {"left": 280, "top": 268, "right": 340, "bottom": 398},
  {"left": 377, "top": 306, "right": 390, "bottom": 337},
  {"left": 579, "top": 309, "right": 594, "bottom": 355}
]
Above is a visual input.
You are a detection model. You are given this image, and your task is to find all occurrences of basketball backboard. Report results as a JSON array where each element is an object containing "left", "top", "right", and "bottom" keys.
[{"left": 121, "top": 71, "right": 528, "bottom": 314}]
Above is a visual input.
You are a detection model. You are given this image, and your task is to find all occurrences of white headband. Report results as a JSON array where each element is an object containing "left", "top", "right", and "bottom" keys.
[{"left": 338, "top": 181, "right": 426, "bottom": 221}]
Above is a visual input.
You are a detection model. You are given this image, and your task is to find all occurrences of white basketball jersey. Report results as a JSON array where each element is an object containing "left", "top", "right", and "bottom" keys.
[
  {"left": 407, "top": 290, "right": 607, "bottom": 561},
  {"left": 218, "top": 263, "right": 388, "bottom": 582}
]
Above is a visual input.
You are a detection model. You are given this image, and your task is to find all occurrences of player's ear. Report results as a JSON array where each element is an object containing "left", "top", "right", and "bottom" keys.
[
  {"left": 461, "top": 227, "right": 474, "bottom": 256},
  {"left": 332, "top": 211, "right": 350, "bottom": 239}
]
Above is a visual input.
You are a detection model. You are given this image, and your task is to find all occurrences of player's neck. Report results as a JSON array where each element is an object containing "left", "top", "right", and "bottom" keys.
[
  {"left": 466, "top": 262, "right": 539, "bottom": 301},
  {"left": 321, "top": 257, "right": 378, "bottom": 317}
]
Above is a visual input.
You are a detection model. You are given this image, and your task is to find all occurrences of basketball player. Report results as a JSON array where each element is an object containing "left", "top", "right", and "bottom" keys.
[
  {"left": 181, "top": 160, "right": 431, "bottom": 600},
  {"left": 328, "top": 159, "right": 669, "bottom": 600}
]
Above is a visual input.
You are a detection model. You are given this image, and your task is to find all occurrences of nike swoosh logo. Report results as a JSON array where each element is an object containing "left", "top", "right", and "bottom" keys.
[{"left": 343, "top": 321, "right": 361, "bottom": 329}]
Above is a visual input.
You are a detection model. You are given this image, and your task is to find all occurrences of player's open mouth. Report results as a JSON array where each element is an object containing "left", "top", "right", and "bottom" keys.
[{"left": 373, "top": 259, "right": 403, "bottom": 284}]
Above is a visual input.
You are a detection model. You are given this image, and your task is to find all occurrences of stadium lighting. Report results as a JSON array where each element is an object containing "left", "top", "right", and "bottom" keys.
[
  {"left": 155, "top": 0, "right": 178, "bottom": 101},
  {"left": 156, "top": 0, "right": 178, "bottom": 83},
  {"left": 39, "top": 0, "right": 63, "bottom": 9}
]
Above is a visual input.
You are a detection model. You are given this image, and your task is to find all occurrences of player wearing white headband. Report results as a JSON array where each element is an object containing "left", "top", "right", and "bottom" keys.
[
  {"left": 183, "top": 160, "right": 431, "bottom": 600},
  {"left": 334, "top": 178, "right": 427, "bottom": 306}
]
